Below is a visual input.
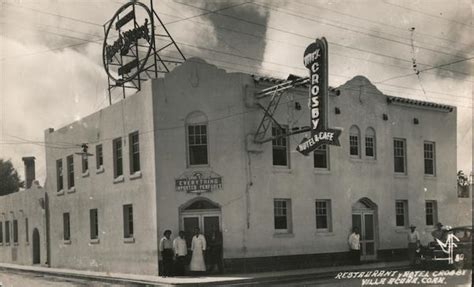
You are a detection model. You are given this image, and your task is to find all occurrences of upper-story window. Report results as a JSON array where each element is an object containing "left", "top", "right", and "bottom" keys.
[
  {"left": 272, "top": 125, "right": 289, "bottom": 167},
  {"left": 96, "top": 144, "right": 103, "bottom": 169},
  {"left": 129, "top": 131, "right": 140, "bottom": 173},
  {"left": 66, "top": 155, "right": 74, "bottom": 188},
  {"left": 394, "top": 138, "right": 407, "bottom": 174},
  {"left": 424, "top": 141, "right": 436, "bottom": 176},
  {"left": 314, "top": 144, "right": 329, "bottom": 169},
  {"left": 365, "top": 127, "right": 376, "bottom": 159},
  {"left": 349, "top": 125, "right": 360, "bottom": 157},
  {"left": 186, "top": 112, "right": 209, "bottom": 166},
  {"left": 113, "top": 137, "right": 123, "bottom": 178},
  {"left": 56, "top": 159, "right": 63, "bottom": 191}
]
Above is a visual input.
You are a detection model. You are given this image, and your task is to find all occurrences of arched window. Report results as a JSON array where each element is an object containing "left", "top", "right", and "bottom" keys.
[
  {"left": 349, "top": 125, "right": 360, "bottom": 157},
  {"left": 186, "top": 111, "right": 208, "bottom": 166},
  {"left": 365, "top": 127, "right": 376, "bottom": 159}
]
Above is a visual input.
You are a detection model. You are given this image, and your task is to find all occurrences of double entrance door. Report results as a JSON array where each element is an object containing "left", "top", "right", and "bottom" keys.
[
  {"left": 181, "top": 211, "right": 221, "bottom": 248},
  {"left": 352, "top": 211, "right": 376, "bottom": 261}
]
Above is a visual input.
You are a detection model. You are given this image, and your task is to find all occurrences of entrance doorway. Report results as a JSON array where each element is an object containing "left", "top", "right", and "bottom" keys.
[
  {"left": 352, "top": 198, "right": 378, "bottom": 261},
  {"left": 32, "top": 228, "right": 40, "bottom": 264},
  {"left": 179, "top": 198, "right": 221, "bottom": 248}
]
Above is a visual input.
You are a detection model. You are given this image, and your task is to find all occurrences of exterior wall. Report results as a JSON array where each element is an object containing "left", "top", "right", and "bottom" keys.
[
  {"left": 152, "top": 58, "right": 252, "bottom": 259},
  {"left": 0, "top": 58, "right": 470, "bottom": 275},
  {"left": 0, "top": 185, "right": 47, "bottom": 266},
  {"left": 150, "top": 60, "right": 470, "bottom": 263},
  {"left": 243, "top": 75, "right": 470, "bottom": 259},
  {"left": 43, "top": 82, "right": 159, "bottom": 275}
]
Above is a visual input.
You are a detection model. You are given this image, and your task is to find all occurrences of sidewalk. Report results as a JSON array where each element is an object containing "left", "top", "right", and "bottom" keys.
[{"left": 0, "top": 260, "right": 410, "bottom": 286}]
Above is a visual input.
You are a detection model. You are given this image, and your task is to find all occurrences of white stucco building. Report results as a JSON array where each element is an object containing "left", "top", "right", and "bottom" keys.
[{"left": 0, "top": 58, "right": 471, "bottom": 274}]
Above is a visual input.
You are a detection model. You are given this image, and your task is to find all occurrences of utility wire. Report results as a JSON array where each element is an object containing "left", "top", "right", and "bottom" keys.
[
  {"left": 293, "top": 0, "right": 473, "bottom": 49},
  {"left": 4, "top": 2, "right": 102, "bottom": 27},
  {"left": 165, "top": 0, "right": 253, "bottom": 25},
  {"left": 153, "top": 9, "right": 474, "bottom": 84},
  {"left": 253, "top": 1, "right": 470, "bottom": 61},
  {"left": 378, "top": 56, "right": 474, "bottom": 84},
  {"left": 382, "top": 0, "right": 473, "bottom": 28},
  {"left": 172, "top": 0, "right": 471, "bottom": 77}
]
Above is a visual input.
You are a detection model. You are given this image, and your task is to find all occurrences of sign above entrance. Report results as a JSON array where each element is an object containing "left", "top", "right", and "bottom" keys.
[
  {"left": 297, "top": 37, "right": 342, "bottom": 156},
  {"left": 175, "top": 171, "right": 223, "bottom": 194}
]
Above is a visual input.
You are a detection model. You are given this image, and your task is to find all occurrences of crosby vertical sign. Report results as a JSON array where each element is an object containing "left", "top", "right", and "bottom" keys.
[{"left": 296, "top": 38, "right": 341, "bottom": 156}]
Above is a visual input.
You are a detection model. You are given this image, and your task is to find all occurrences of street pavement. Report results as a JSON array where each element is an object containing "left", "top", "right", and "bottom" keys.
[{"left": 0, "top": 261, "right": 471, "bottom": 286}]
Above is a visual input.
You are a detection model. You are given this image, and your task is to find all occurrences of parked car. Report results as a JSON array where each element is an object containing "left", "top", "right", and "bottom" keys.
[{"left": 417, "top": 226, "right": 472, "bottom": 270}]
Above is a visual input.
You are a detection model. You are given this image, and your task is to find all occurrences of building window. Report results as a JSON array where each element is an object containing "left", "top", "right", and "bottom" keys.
[
  {"left": 349, "top": 125, "right": 360, "bottom": 157},
  {"left": 187, "top": 124, "right": 209, "bottom": 166},
  {"left": 129, "top": 131, "right": 140, "bottom": 173},
  {"left": 96, "top": 144, "right": 103, "bottom": 169},
  {"left": 365, "top": 127, "right": 376, "bottom": 158},
  {"left": 315, "top": 200, "right": 332, "bottom": 231},
  {"left": 424, "top": 142, "right": 435, "bottom": 175},
  {"left": 272, "top": 125, "right": 289, "bottom": 167},
  {"left": 25, "top": 218, "right": 29, "bottom": 243},
  {"left": 89, "top": 209, "right": 99, "bottom": 240},
  {"left": 56, "top": 159, "right": 63, "bottom": 191},
  {"left": 425, "top": 201, "right": 438, "bottom": 226},
  {"left": 274, "top": 199, "right": 292, "bottom": 233},
  {"left": 395, "top": 200, "right": 409, "bottom": 227},
  {"left": 81, "top": 155, "right": 89, "bottom": 174},
  {"left": 13, "top": 220, "right": 18, "bottom": 243},
  {"left": 63, "top": 213, "right": 70, "bottom": 241},
  {"left": 394, "top": 139, "right": 406, "bottom": 174},
  {"left": 66, "top": 155, "right": 74, "bottom": 188},
  {"left": 123, "top": 204, "right": 134, "bottom": 239},
  {"left": 186, "top": 112, "right": 209, "bottom": 166},
  {"left": 314, "top": 145, "right": 329, "bottom": 169},
  {"left": 113, "top": 138, "right": 123, "bottom": 178},
  {"left": 0, "top": 222, "right": 3, "bottom": 244},
  {"left": 5, "top": 221, "right": 10, "bottom": 244}
]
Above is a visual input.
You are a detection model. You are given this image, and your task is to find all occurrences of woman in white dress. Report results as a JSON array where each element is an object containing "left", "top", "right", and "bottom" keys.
[{"left": 190, "top": 227, "right": 207, "bottom": 273}]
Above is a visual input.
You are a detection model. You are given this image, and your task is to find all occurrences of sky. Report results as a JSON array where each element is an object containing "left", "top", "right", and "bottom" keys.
[{"left": 0, "top": 0, "right": 472, "bottom": 184}]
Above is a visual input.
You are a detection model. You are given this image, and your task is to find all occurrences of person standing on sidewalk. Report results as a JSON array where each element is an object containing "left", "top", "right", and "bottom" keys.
[
  {"left": 173, "top": 231, "right": 188, "bottom": 276},
  {"left": 159, "top": 230, "right": 174, "bottom": 277},
  {"left": 207, "top": 227, "right": 224, "bottom": 274},
  {"left": 190, "top": 227, "right": 207, "bottom": 275},
  {"left": 407, "top": 224, "right": 420, "bottom": 266},
  {"left": 348, "top": 227, "right": 361, "bottom": 265}
]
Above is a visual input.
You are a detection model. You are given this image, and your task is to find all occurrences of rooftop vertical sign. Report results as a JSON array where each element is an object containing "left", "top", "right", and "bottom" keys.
[{"left": 297, "top": 38, "right": 341, "bottom": 156}]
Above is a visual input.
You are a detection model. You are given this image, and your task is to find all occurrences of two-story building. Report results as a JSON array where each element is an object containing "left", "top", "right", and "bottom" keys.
[{"left": 0, "top": 58, "right": 470, "bottom": 274}]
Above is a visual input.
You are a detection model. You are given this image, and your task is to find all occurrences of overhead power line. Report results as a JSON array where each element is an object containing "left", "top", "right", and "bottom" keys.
[
  {"left": 294, "top": 0, "right": 473, "bottom": 49},
  {"left": 253, "top": 2, "right": 470, "bottom": 61},
  {"left": 382, "top": 0, "right": 473, "bottom": 28},
  {"left": 4, "top": 2, "right": 102, "bottom": 27},
  {"left": 172, "top": 0, "right": 471, "bottom": 77}
]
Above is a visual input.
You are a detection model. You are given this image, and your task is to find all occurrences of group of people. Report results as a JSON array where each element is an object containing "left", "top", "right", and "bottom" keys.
[{"left": 159, "top": 227, "right": 223, "bottom": 277}]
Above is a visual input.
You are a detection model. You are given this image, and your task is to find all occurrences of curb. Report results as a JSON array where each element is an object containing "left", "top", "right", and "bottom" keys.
[{"left": 0, "top": 263, "right": 410, "bottom": 286}]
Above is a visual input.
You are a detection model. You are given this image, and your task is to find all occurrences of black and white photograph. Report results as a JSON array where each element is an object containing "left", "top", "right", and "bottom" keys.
[{"left": 0, "top": 0, "right": 472, "bottom": 286}]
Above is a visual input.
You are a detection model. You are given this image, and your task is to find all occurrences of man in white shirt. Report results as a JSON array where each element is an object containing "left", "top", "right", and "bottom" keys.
[
  {"left": 407, "top": 225, "right": 420, "bottom": 266},
  {"left": 348, "top": 227, "right": 360, "bottom": 265},
  {"left": 173, "top": 231, "right": 188, "bottom": 276},
  {"left": 159, "top": 230, "right": 174, "bottom": 277}
]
